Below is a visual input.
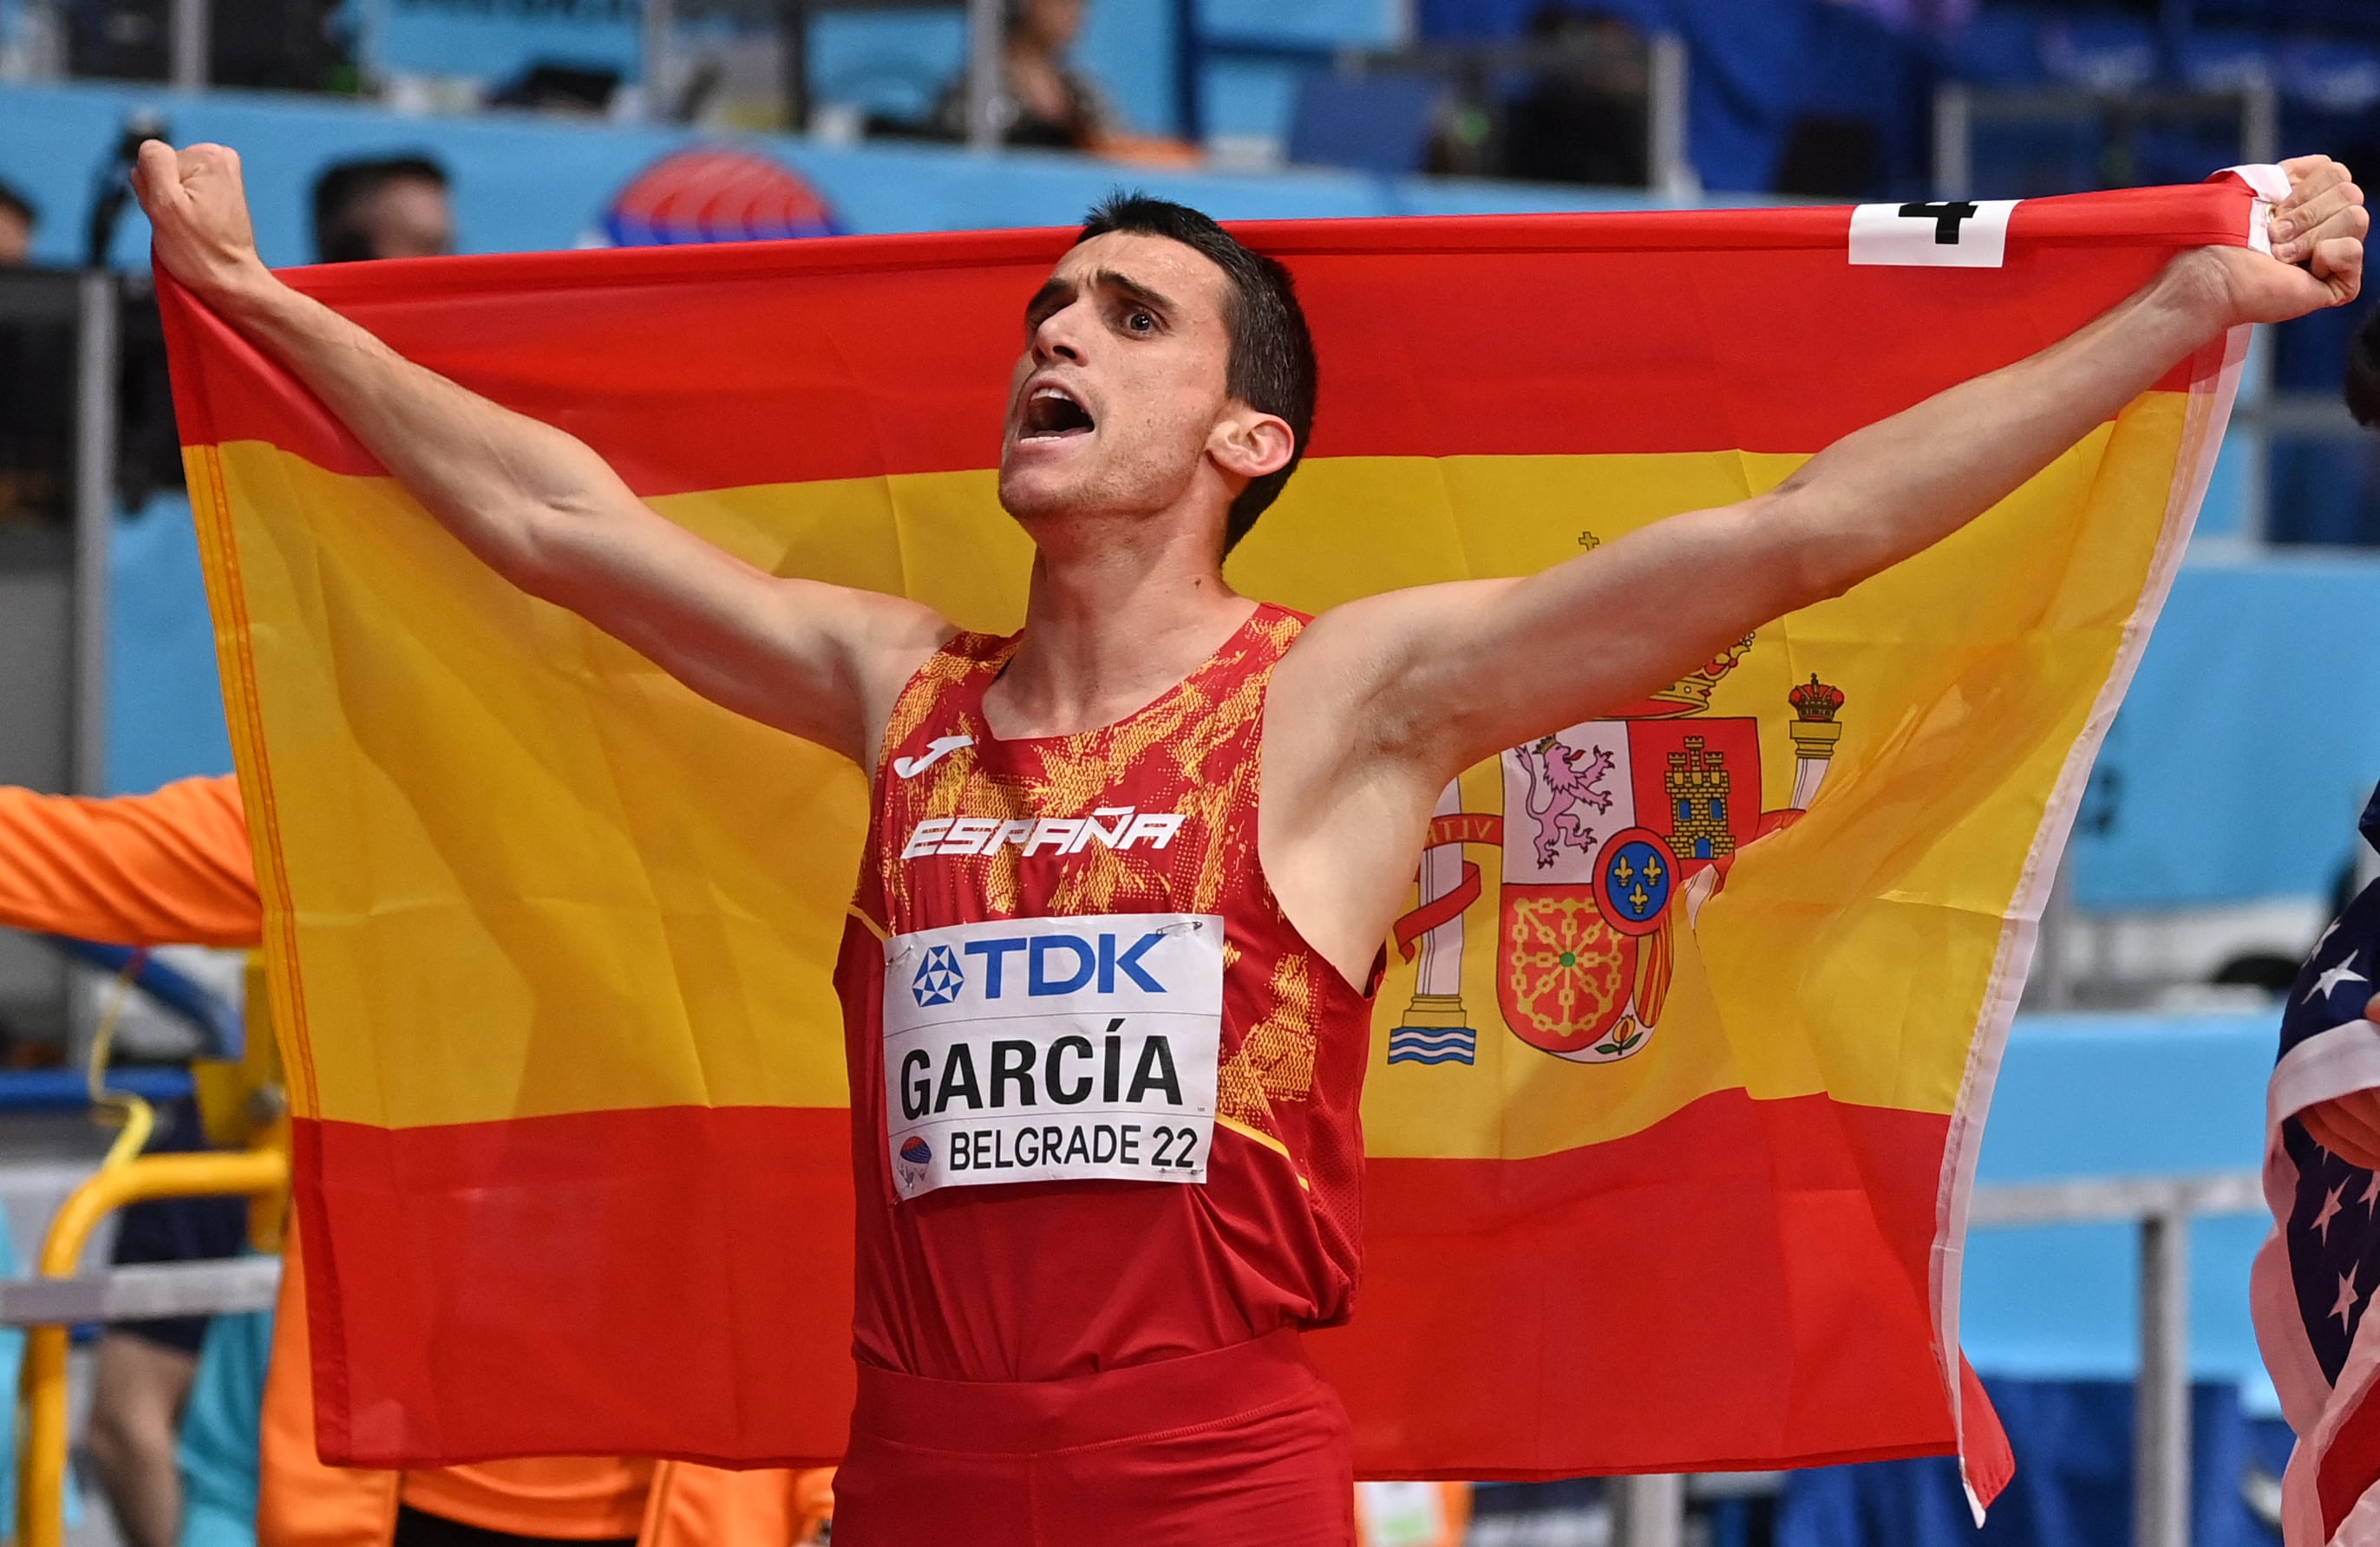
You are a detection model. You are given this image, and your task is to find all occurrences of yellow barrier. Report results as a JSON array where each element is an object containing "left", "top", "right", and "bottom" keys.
[{"left": 15, "top": 1147, "right": 291, "bottom": 1547}]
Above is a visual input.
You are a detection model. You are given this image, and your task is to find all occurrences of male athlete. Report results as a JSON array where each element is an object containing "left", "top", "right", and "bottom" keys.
[{"left": 134, "top": 143, "right": 2364, "bottom": 1544}]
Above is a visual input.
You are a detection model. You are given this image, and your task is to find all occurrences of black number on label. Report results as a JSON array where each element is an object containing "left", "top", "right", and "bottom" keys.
[
  {"left": 1148, "top": 1126, "right": 1200, "bottom": 1170},
  {"left": 1898, "top": 200, "right": 1980, "bottom": 245}
]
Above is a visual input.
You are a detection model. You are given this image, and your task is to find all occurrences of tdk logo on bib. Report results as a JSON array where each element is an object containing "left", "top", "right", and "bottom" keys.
[
  {"left": 882, "top": 912, "right": 1225, "bottom": 1200},
  {"left": 912, "top": 929, "right": 1167, "bottom": 1007}
]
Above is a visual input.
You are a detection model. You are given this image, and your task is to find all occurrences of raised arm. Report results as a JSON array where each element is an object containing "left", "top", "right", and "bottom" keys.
[
  {"left": 1294, "top": 160, "right": 2365, "bottom": 782},
  {"left": 132, "top": 141, "right": 951, "bottom": 766},
  {"left": 1262, "top": 159, "right": 2366, "bottom": 982}
]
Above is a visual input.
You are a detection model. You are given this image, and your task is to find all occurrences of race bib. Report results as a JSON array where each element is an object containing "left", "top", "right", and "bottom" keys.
[{"left": 882, "top": 911, "right": 1224, "bottom": 1200}]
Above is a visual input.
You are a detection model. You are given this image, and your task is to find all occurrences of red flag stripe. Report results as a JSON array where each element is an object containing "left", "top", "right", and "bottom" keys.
[
  {"left": 293, "top": 1087, "right": 1966, "bottom": 1478},
  {"left": 160, "top": 184, "right": 2250, "bottom": 499}
]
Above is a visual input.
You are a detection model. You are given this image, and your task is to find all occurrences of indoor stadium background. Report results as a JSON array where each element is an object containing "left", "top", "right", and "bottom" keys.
[{"left": 0, "top": 1, "right": 2370, "bottom": 1544}]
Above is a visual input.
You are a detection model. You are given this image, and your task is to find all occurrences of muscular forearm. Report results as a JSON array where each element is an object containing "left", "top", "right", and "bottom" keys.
[
  {"left": 1774, "top": 254, "right": 2224, "bottom": 597},
  {"left": 209, "top": 272, "right": 638, "bottom": 591}
]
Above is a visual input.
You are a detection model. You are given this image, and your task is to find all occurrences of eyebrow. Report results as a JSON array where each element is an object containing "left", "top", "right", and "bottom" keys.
[
  {"left": 1093, "top": 268, "right": 1177, "bottom": 317},
  {"left": 1023, "top": 268, "right": 1180, "bottom": 328}
]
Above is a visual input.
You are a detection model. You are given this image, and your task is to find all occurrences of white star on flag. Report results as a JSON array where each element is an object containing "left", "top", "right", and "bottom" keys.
[
  {"left": 2308, "top": 955, "right": 2369, "bottom": 1004},
  {"left": 2364, "top": 1172, "right": 2380, "bottom": 1211},
  {"left": 2318, "top": 1183, "right": 2348, "bottom": 1242},
  {"left": 2336, "top": 1270, "right": 2365, "bottom": 1330}
]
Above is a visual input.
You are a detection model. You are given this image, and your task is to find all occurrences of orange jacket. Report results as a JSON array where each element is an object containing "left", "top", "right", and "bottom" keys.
[{"left": 0, "top": 776, "right": 829, "bottom": 1544}]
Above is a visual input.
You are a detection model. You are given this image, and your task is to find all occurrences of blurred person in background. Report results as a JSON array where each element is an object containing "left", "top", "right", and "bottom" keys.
[
  {"left": 0, "top": 775, "right": 257, "bottom": 1547},
  {"left": 0, "top": 178, "right": 62, "bottom": 523},
  {"left": 931, "top": 0, "right": 1193, "bottom": 164},
  {"left": 2296, "top": 304, "right": 2380, "bottom": 1172},
  {"left": 8, "top": 135, "right": 240, "bottom": 1532},
  {"left": 0, "top": 180, "right": 36, "bottom": 264},
  {"left": 935, "top": 0, "right": 1114, "bottom": 151},
  {"left": 311, "top": 156, "right": 453, "bottom": 264},
  {"left": 89, "top": 1117, "right": 250, "bottom": 1547},
  {"left": 1496, "top": 4, "right": 1651, "bottom": 188},
  {"left": 2248, "top": 310, "right": 2380, "bottom": 1544},
  {"left": 0, "top": 773, "right": 833, "bottom": 1547}
]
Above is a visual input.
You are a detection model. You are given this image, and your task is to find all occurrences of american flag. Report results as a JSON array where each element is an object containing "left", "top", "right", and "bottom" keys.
[{"left": 2253, "top": 784, "right": 2380, "bottom": 1545}]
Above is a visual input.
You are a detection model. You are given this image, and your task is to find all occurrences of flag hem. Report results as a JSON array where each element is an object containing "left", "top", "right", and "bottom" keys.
[{"left": 1928, "top": 314, "right": 2252, "bottom": 1516}]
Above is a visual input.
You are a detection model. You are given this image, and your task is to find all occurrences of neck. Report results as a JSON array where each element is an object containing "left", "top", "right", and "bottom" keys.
[{"left": 986, "top": 512, "right": 1254, "bottom": 739}]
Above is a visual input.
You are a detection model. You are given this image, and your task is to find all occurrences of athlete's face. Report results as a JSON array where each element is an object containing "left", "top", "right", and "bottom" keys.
[{"left": 1000, "top": 232, "right": 1275, "bottom": 535}]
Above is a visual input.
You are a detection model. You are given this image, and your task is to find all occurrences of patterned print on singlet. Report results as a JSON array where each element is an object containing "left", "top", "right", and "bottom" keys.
[
  {"left": 864, "top": 604, "right": 1340, "bottom": 1149},
  {"left": 840, "top": 602, "right": 1376, "bottom": 1381}
]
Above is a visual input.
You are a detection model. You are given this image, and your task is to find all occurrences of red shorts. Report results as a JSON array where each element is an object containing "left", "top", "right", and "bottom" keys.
[{"left": 832, "top": 1328, "right": 1356, "bottom": 1546}]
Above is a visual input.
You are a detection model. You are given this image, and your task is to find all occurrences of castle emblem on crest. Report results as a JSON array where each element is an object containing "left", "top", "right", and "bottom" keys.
[{"left": 1383, "top": 641, "right": 1848, "bottom": 1069}]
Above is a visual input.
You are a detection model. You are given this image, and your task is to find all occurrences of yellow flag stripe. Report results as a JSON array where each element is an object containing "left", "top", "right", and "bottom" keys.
[
  {"left": 194, "top": 391, "right": 2187, "bottom": 1158},
  {"left": 187, "top": 443, "right": 324, "bottom": 1121}
]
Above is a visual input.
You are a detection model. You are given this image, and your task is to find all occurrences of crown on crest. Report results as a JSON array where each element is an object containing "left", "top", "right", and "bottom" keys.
[
  {"left": 1789, "top": 674, "right": 1846, "bottom": 722},
  {"left": 1645, "top": 635, "right": 1756, "bottom": 715}
]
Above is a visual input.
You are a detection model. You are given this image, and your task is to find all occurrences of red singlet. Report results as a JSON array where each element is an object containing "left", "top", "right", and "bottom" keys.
[{"left": 834, "top": 604, "right": 1375, "bottom": 1544}]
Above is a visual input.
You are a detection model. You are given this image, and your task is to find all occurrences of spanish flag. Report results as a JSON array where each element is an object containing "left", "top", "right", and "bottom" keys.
[{"left": 161, "top": 179, "right": 2262, "bottom": 1496}]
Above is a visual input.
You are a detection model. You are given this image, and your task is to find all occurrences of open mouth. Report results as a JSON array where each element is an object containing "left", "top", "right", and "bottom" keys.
[{"left": 1020, "top": 384, "right": 1096, "bottom": 441}]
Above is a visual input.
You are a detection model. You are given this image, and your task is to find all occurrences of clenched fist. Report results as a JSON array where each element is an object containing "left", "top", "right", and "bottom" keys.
[
  {"left": 2178, "top": 154, "right": 2368, "bottom": 330},
  {"left": 130, "top": 140, "right": 271, "bottom": 306}
]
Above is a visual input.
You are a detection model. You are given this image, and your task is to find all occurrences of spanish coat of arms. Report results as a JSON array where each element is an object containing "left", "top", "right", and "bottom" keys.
[{"left": 1386, "top": 638, "right": 1847, "bottom": 1067}]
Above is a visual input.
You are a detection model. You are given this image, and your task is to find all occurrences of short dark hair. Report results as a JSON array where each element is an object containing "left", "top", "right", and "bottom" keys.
[
  {"left": 1076, "top": 193, "right": 1317, "bottom": 552},
  {"left": 0, "top": 179, "right": 36, "bottom": 231},
  {"left": 311, "top": 154, "right": 448, "bottom": 264},
  {"left": 2349, "top": 306, "right": 2380, "bottom": 429}
]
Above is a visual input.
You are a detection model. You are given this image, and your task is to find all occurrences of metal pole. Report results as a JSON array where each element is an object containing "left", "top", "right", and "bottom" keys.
[
  {"left": 1612, "top": 1474, "right": 1685, "bottom": 1547},
  {"left": 2241, "top": 326, "right": 2273, "bottom": 545},
  {"left": 2239, "top": 75, "right": 2279, "bottom": 168},
  {"left": 964, "top": 0, "right": 1004, "bottom": 151},
  {"left": 1172, "top": 0, "right": 1200, "bottom": 143},
  {"left": 24, "top": 0, "right": 67, "bottom": 81},
  {"left": 168, "top": 0, "right": 206, "bottom": 90},
  {"left": 66, "top": 271, "right": 117, "bottom": 1095},
  {"left": 2135, "top": 1209, "right": 2190, "bottom": 1547},
  {"left": 1646, "top": 34, "right": 1695, "bottom": 200},
  {"left": 644, "top": 0, "right": 673, "bottom": 121},
  {"left": 780, "top": 0, "right": 809, "bottom": 133},
  {"left": 2236, "top": 75, "right": 2281, "bottom": 548},
  {"left": 1932, "top": 82, "right": 1972, "bottom": 200},
  {"left": 71, "top": 273, "right": 114, "bottom": 800}
]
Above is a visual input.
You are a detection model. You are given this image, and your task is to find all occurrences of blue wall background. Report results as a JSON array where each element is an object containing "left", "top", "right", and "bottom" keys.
[{"left": 0, "top": 80, "right": 1673, "bottom": 273}]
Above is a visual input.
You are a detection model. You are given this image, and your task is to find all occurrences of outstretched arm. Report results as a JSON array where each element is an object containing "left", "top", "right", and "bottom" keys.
[
  {"left": 1261, "top": 158, "right": 2366, "bottom": 983},
  {"left": 1294, "top": 159, "right": 2366, "bottom": 782},
  {"left": 134, "top": 141, "right": 951, "bottom": 766}
]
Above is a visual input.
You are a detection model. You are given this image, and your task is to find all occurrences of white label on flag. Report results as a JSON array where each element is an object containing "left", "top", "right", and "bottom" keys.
[
  {"left": 881, "top": 911, "right": 1223, "bottom": 1200},
  {"left": 1848, "top": 199, "right": 2020, "bottom": 268}
]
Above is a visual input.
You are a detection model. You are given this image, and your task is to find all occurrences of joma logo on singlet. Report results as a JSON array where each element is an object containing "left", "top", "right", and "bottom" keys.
[{"left": 899, "top": 806, "right": 1187, "bottom": 861}]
